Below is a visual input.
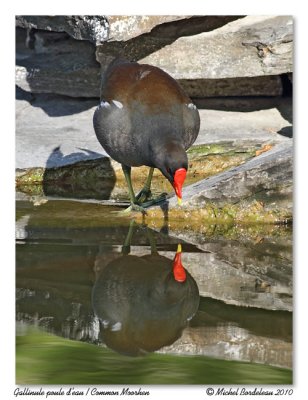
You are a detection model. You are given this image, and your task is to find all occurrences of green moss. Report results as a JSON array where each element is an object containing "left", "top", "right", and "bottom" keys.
[
  {"left": 188, "top": 143, "right": 229, "bottom": 156},
  {"left": 141, "top": 200, "right": 292, "bottom": 227},
  {"left": 187, "top": 142, "right": 257, "bottom": 159},
  {"left": 16, "top": 168, "right": 45, "bottom": 185}
]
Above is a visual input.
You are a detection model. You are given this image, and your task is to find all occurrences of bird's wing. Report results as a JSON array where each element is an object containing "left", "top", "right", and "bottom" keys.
[{"left": 182, "top": 103, "right": 201, "bottom": 150}]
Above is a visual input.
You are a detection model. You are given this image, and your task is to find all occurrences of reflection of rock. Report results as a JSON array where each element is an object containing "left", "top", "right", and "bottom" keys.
[
  {"left": 157, "top": 228, "right": 292, "bottom": 312},
  {"left": 92, "top": 251, "right": 199, "bottom": 356},
  {"left": 181, "top": 251, "right": 292, "bottom": 311},
  {"left": 159, "top": 325, "right": 292, "bottom": 369}
]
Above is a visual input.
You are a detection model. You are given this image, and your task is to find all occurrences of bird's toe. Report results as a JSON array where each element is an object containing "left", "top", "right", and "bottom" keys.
[{"left": 135, "top": 188, "right": 152, "bottom": 203}]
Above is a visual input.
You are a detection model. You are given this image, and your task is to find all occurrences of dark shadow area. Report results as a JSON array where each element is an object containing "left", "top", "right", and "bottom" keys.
[
  {"left": 44, "top": 146, "right": 102, "bottom": 168},
  {"left": 42, "top": 146, "right": 116, "bottom": 200},
  {"left": 277, "top": 126, "right": 293, "bottom": 138},
  {"left": 281, "top": 73, "right": 293, "bottom": 97},
  {"left": 193, "top": 94, "right": 292, "bottom": 121},
  {"left": 16, "top": 85, "right": 34, "bottom": 102},
  {"left": 16, "top": 86, "right": 98, "bottom": 117}
]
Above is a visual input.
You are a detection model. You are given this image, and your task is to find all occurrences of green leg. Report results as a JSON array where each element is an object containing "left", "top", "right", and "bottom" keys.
[
  {"left": 136, "top": 167, "right": 154, "bottom": 203},
  {"left": 121, "top": 165, "right": 166, "bottom": 213},
  {"left": 121, "top": 164, "right": 147, "bottom": 213},
  {"left": 122, "top": 164, "right": 137, "bottom": 204},
  {"left": 136, "top": 167, "right": 167, "bottom": 207}
]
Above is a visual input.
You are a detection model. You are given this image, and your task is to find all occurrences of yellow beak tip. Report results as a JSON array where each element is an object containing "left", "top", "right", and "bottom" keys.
[
  {"left": 177, "top": 197, "right": 182, "bottom": 205},
  {"left": 177, "top": 244, "right": 182, "bottom": 253}
]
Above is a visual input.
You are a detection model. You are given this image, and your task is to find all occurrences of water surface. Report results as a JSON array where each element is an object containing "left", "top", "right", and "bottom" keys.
[{"left": 16, "top": 197, "right": 292, "bottom": 384}]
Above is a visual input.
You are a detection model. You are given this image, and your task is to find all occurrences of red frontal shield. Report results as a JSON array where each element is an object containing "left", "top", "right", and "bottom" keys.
[
  {"left": 173, "top": 168, "right": 187, "bottom": 201},
  {"left": 173, "top": 244, "right": 186, "bottom": 283}
]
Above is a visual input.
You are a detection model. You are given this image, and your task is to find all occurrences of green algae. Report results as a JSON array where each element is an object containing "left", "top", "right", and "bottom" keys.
[
  {"left": 139, "top": 199, "right": 292, "bottom": 228},
  {"left": 187, "top": 141, "right": 257, "bottom": 158}
]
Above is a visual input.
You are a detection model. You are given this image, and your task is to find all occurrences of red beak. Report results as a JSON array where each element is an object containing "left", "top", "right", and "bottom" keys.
[
  {"left": 173, "top": 168, "right": 187, "bottom": 205},
  {"left": 173, "top": 244, "right": 186, "bottom": 283}
]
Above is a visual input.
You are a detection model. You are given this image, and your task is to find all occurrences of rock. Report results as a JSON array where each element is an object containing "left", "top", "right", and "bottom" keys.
[
  {"left": 107, "top": 15, "right": 187, "bottom": 41},
  {"left": 96, "top": 16, "right": 244, "bottom": 61},
  {"left": 16, "top": 28, "right": 101, "bottom": 98},
  {"left": 15, "top": 89, "right": 106, "bottom": 170},
  {"left": 138, "top": 141, "right": 292, "bottom": 224},
  {"left": 195, "top": 105, "right": 291, "bottom": 146},
  {"left": 141, "top": 16, "right": 293, "bottom": 79},
  {"left": 16, "top": 16, "right": 246, "bottom": 98},
  {"left": 16, "top": 15, "right": 291, "bottom": 98},
  {"left": 16, "top": 15, "right": 109, "bottom": 44},
  {"left": 169, "top": 141, "right": 292, "bottom": 209}
]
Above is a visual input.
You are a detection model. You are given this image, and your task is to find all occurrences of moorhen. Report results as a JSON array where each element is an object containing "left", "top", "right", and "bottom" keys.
[{"left": 93, "top": 58, "right": 200, "bottom": 211}]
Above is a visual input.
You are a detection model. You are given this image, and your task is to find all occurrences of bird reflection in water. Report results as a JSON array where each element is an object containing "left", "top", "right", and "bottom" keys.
[{"left": 92, "top": 222, "right": 199, "bottom": 356}]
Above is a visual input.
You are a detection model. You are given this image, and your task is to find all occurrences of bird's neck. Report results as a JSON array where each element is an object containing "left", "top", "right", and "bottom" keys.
[{"left": 149, "top": 136, "right": 187, "bottom": 173}]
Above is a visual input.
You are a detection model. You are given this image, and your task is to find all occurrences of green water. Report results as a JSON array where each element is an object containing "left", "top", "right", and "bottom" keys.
[
  {"left": 16, "top": 197, "right": 293, "bottom": 384},
  {"left": 16, "top": 328, "right": 291, "bottom": 384}
]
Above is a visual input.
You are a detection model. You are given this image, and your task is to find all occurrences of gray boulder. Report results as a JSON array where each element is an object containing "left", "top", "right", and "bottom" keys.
[
  {"left": 141, "top": 16, "right": 293, "bottom": 79},
  {"left": 170, "top": 141, "right": 292, "bottom": 209}
]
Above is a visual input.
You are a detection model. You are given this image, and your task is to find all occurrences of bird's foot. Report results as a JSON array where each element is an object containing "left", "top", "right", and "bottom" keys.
[
  {"left": 112, "top": 193, "right": 167, "bottom": 216},
  {"left": 115, "top": 203, "right": 148, "bottom": 215},
  {"left": 138, "top": 192, "right": 167, "bottom": 208},
  {"left": 135, "top": 188, "right": 152, "bottom": 203}
]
